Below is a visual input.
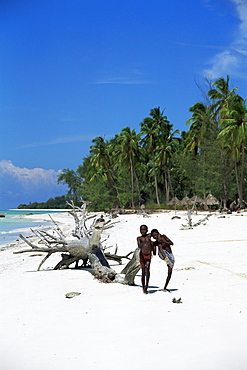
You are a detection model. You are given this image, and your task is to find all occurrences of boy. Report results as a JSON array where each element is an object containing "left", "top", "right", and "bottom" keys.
[
  {"left": 151, "top": 228, "right": 175, "bottom": 292},
  {"left": 137, "top": 225, "right": 156, "bottom": 294}
]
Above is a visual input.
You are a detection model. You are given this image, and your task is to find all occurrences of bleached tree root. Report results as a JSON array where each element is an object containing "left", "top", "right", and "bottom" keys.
[
  {"left": 120, "top": 248, "right": 140, "bottom": 285},
  {"left": 13, "top": 202, "right": 140, "bottom": 285}
]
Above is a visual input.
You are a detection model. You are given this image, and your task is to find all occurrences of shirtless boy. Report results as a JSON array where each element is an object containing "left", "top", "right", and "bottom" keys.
[
  {"left": 151, "top": 229, "right": 175, "bottom": 292},
  {"left": 137, "top": 225, "right": 156, "bottom": 294}
]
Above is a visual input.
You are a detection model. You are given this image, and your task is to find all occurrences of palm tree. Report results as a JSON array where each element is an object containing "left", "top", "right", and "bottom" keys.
[
  {"left": 217, "top": 94, "right": 247, "bottom": 208},
  {"left": 208, "top": 76, "right": 239, "bottom": 208},
  {"left": 113, "top": 127, "right": 142, "bottom": 208},
  {"left": 156, "top": 130, "right": 180, "bottom": 202},
  {"left": 89, "top": 136, "right": 120, "bottom": 201},
  {"left": 208, "top": 75, "right": 237, "bottom": 116},
  {"left": 90, "top": 136, "right": 109, "bottom": 172},
  {"left": 185, "top": 102, "right": 214, "bottom": 156},
  {"left": 57, "top": 169, "right": 81, "bottom": 203},
  {"left": 140, "top": 107, "right": 171, "bottom": 205}
]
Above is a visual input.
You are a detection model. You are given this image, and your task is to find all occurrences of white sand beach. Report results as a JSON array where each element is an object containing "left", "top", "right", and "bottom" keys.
[{"left": 0, "top": 210, "right": 247, "bottom": 370}]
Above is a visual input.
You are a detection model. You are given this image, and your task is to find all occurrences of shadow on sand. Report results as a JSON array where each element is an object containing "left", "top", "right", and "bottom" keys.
[{"left": 148, "top": 287, "right": 178, "bottom": 294}]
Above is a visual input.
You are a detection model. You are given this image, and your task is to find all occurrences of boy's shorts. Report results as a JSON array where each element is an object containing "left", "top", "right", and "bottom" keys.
[
  {"left": 139, "top": 252, "right": 152, "bottom": 265},
  {"left": 158, "top": 250, "right": 175, "bottom": 268}
]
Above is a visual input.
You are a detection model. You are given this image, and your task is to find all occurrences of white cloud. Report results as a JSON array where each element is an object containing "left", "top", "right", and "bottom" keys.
[
  {"left": 93, "top": 77, "right": 153, "bottom": 85},
  {"left": 18, "top": 134, "right": 94, "bottom": 149},
  {"left": 0, "top": 160, "right": 67, "bottom": 208},
  {"left": 233, "top": 0, "right": 247, "bottom": 31},
  {"left": 204, "top": 0, "right": 247, "bottom": 78},
  {"left": 205, "top": 50, "right": 241, "bottom": 78},
  {"left": 0, "top": 160, "right": 61, "bottom": 186},
  {"left": 92, "top": 67, "right": 154, "bottom": 85}
]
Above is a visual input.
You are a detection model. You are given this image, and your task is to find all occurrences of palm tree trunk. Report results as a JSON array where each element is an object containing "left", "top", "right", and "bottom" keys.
[
  {"left": 220, "top": 146, "right": 229, "bottom": 209},
  {"left": 168, "top": 167, "right": 174, "bottom": 199},
  {"left": 154, "top": 170, "right": 160, "bottom": 205},
  {"left": 222, "top": 180, "right": 228, "bottom": 209},
  {"left": 164, "top": 166, "right": 173, "bottom": 203},
  {"left": 107, "top": 169, "right": 121, "bottom": 207},
  {"left": 233, "top": 150, "right": 244, "bottom": 208},
  {"left": 234, "top": 160, "right": 241, "bottom": 206},
  {"left": 239, "top": 142, "right": 245, "bottom": 208},
  {"left": 165, "top": 175, "right": 169, "bottom": 203},
  {"left": 164, "top": 168, "right": 169, "bottom": 203},
  {"left": 235, "top": 142, "right": 245, "bottom": 208},
  {"left": 134, "top": 169, "right": 141, "bottom": 205},
  {"left": 152, "top": 152, "right": 160, "bottom": 205},
  {"left": 130, "top": 155, "right": 135, "bottom": 208}
]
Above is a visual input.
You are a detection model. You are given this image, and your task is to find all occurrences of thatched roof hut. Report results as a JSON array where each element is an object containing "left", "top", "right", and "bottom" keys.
[
  {"left": 180, "top": 196, "right": 193, "bottom": 206},
  {"left": 167, "top": 196, "right": 181, "bottom": 205},
  {"left": 190, "top": 196, "right": 205, "bottom": 204},
  {"left": 205, "top": 193, "right": 219, "bottom": 206}
]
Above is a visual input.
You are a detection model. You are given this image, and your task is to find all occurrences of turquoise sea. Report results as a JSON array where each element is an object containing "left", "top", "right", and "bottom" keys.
[{"left": 0, "top": 210, "right": 67, "bottom": 249}]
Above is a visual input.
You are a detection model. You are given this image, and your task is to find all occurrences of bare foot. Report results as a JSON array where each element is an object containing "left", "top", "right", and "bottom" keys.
[{"left": 163, "top": 288, "right": 171, "bottom": 292}]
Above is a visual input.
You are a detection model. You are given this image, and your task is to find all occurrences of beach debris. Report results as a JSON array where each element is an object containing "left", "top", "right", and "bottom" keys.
[
  {"left": 120, "top": 247, "right": 141, "bottom": 285},
  {"left": 65, "top": 292, "right": 81, "bottom": 299},
  {"left": 13, "top": 201, "right": 140, "bottom": 285},
  {"left": 137, "top": 203, "right": 151, "bottom": 218},
  {"left": 172, "top": 297, "right": 182, "bottom": 304},
  {"left": 180, "top": 196, "right": 200, "bottom": 229},
  {"left": 181, "top": 210, "right": 212, "bottom": 229},
  {"left": 192, "top": 213, "right": 212, "bottom": 226},
  {"left": 175, "top": 267, "right": 195, "bottom": 271},
  {"left": 102, "top": 243, "right": 133, "bottom": 265}
]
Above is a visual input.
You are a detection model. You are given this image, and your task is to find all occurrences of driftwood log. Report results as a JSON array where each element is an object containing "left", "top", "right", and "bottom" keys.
[
  {"left": 120, "top": 248, "right": 141, "bottom": 285},
  {"left": 14, "top": 202, "right": 140, "bottom": 285}
]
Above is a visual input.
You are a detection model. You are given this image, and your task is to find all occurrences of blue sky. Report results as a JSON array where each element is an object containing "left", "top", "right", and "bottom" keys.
[{"left": 1, "top": 0, "right": 247, "bottom": 208}]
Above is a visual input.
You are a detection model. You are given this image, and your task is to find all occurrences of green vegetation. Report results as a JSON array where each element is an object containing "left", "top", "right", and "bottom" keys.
[
  {"left": 18, "top": 195, "right": 71, "bottom": 209},
  {"left": 19, "top": 76, "right": 247, "bottom": 211}
]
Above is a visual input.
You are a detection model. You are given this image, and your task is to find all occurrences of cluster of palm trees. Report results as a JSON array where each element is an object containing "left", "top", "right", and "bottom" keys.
[
  {"left": 186, "top": 76, "right": 247, "bottom": 209},
  {"left": 58, "top": 76, "right": 247, "bottom": 211}
]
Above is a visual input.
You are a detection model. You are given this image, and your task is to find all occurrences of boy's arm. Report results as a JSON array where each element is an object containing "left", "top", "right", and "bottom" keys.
[
  {"left": 158, "top": 245, "right": 167, "bottom": 259},
  {"left": 137, "top": 236, "right": 141, "bottom": 248},
  {"left": 151, "top": 240, "right": 156, "bottom": 255},
  {"left": 161, "top": 234, "right": 173, "bottom": 246}
]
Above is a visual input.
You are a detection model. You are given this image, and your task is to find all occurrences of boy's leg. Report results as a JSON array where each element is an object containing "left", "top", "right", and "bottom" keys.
[
  {"left": 144, "top": 261, "right": 150, "bottom": 293},
  {"left": 141, "top": 264, "right": 146, "bottom": 292},
  {"left": 163, "top": 266, "right": 172, "bottom": 292}
]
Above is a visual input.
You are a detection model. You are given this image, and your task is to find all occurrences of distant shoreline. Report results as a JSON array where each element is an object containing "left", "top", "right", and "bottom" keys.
[
  {"left": 7, "top": 209, "right": 69, "bottom": 211},
  {"left": 0, "top": 210, "right": 68, "bottom": 249}
]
